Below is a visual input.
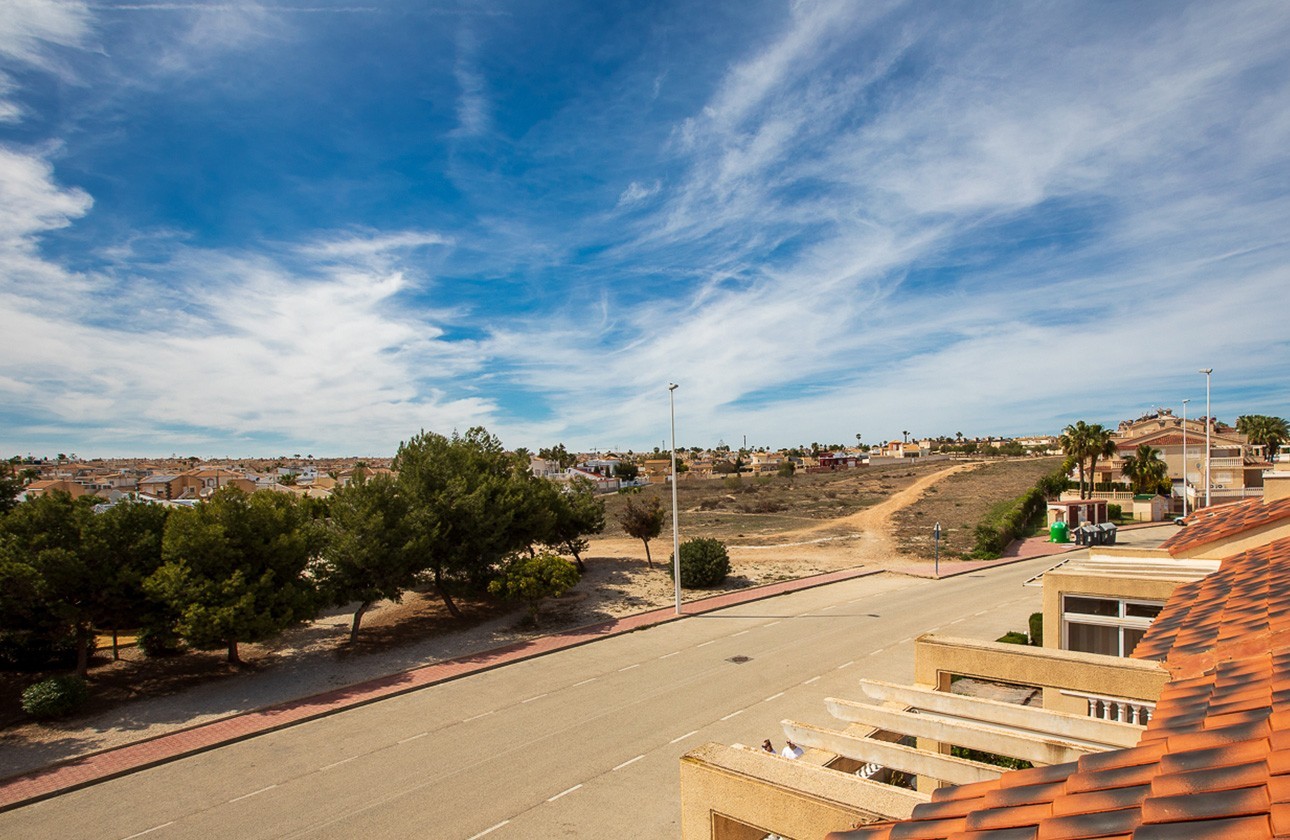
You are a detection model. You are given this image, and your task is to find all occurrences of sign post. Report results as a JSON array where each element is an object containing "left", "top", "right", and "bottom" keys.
[{"left": 933, "top": 522, "right": 941, "bottom": 578}]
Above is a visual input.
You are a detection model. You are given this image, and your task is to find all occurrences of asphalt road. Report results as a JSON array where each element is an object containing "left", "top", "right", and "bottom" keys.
[{"left": 2, "top": 554, "right": 1062, "bottom": 840}]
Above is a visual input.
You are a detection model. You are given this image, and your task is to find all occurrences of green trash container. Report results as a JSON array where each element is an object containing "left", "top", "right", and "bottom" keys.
[{"left": 1050, "top": 520, "right": 1069, "bottom": 544}]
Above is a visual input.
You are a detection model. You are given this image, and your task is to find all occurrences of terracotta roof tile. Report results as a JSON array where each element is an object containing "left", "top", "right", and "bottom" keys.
[
  {"left": 1162, "top": 497, "right": 1290, "bottom": 555},
  {"left": 1131, "top": 814, "right": 1271, "bottom": 839},
  {"left": 945, "top": 828, "right": 1037, "bottom": 840},
  {"left": 1139, "top": 786, "right": 1269, "bottom": 822}
]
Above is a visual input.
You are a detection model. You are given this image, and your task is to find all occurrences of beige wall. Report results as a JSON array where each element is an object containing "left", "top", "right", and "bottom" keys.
[
  {"left": 1187, "top": 518, "right": 1290, "bottom": 560},
  {"left": 913, "top": 634, "right": 1170, "bottom": 717},
  {"left": 680, "top": 743, "right": 922, "bottom": 840}
]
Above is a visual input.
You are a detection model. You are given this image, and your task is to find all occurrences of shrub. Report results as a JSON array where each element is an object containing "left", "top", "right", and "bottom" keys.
[
  {"left": 138, "top": 626, "right": 185, "bottom": 658},
  {"left": 21, "top": 675, "right": 90, "bottom": 719},
  {"left": 1108, "top": 503, "right": 1122, "bottom": 520},
  {"left": 996, "top": 631, "right": 1029, "bottom": 645},
  {"left": 667, "top": 538, "right": 731, "bottom": 588},
  {"left": 488, "top": 552, "right": 580, "bottom": 627},
  {"left": 1028, "top": 612, "right": 1044, "bottom": 646}
]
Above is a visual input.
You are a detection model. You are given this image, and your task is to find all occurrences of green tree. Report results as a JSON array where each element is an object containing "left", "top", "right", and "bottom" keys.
[
  {"left": 0, "top": 462, "right": 23, "bottom": 517},
  {"left": 488, "top": 552, "right": 580, "bottom": 627},
  {"left": 1059, "top": 422, "right": 1092, "bottom": 497},
  {"left": 394, "top": 427, "right": 537, "bottom": 618},
  {"left": 537, "top": 443, "right": 578, "bottom": 469},
  {"left": 544, "top": 478, "right": 605, "bottom": 573},
  {"left": 614, "top": 461, "right": 640, "bottom": 482},
  {"left": 1236, "top": 414, "right": 1289, "bottom": 460},
  {"left": 1085, "top": 425, "right": 1117, "bottom": 496},
  {"left": 318, "top": 474, "right": 417, "bottom": 644},
  {"left": 1120, "top": 444, "right": 1171, "bottom": 495},
  {"left": 618, "top": 495, "right": 665, "bottom": 567},
  {"left": 148, "top": 488, "right": 320, "bottom": 664},
  {"left": 777, "top": 460, "right": 796, "bottom": 478},
  {"left": 1059, "top": 422, "right": 1115, "bottom": 498},
  {"left": 0, "top": 492, "right": 103, "bottom": 674},
  {"left": 81, "top": 500, "right": 171, "bottom": 659}
]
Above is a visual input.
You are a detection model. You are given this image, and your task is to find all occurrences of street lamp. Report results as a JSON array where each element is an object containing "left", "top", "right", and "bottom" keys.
[
  {"left": 1181, "top": 398, "right": 1190, "bottom": 517},
  {"left": 1199, "top": 369, "right": 1212, "bottom": 508},
  {"left": 668, "top": 383, "right": 681, "bottom": 615}
]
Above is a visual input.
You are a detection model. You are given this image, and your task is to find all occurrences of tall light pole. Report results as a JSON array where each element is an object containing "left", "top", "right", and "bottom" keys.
[
  {"left": 1181, "top": 398, "right": 1190, "bottom": 517},
  {"left": 668, "top": 383, "right": 681, "bottom": 615},
  {"left": 1199, "top": 368, "right": 1213, "bottom": 508}
]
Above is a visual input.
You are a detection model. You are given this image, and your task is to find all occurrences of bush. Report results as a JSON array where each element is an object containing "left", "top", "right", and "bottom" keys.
[
  {"left": 488, "top": 552, "right": 580, "bottom": 627},
  {"left": 1028, "top": 612, "right": 1043, "bottom": 646},
  {"left": 996, "top": 631, "right": 1029, "bottom": 645},
  {"left": 667, "top": 538, "right": 731, "bottom": 588},
  {"left": 1108, "top": 503, "right": 1122, "bottom": 520},
  {"left": 138, "top": 626, "right": 186, "bottom": 658},
  {"left": 21, "top": 675, "right": 90, "bottom": 719}
]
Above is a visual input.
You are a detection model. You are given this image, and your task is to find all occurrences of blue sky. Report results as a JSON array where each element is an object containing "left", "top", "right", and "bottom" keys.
[{"left": 2, "top": 0, "right": 1288, "bottom": 458}]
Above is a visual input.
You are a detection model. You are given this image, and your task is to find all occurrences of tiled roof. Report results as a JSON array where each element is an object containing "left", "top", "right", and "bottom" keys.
[
  {"left": 828, "top": 536, "right": 1290, "bottom": 840},
  {"left": 1162, "top": 497, "right": 1290, "bottom": 556},
  {"left": 1132, "top": 536, "right": 1290, "bottom": 672}
]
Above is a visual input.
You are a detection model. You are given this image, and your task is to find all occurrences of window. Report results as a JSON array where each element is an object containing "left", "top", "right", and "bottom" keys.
[{"left": 1062, "top": 595, "right": 1163, "bottom": 657}]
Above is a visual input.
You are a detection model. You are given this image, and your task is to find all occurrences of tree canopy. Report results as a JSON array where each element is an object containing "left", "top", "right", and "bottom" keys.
[
  {"left": 148, "top": 488, "right": 321, "bottom": 663},
  {"left": 1121, "top": 444, "right": 1171, "bottom": 495},
  {"left": 1237, "top": 415, "right": 1289, "bottom": 460},
  {"left": 618, "top": 495, "right": 665, "bottom": 567},
  {"left": 318, "top": 473, "right": 417, "bottom": 643}
]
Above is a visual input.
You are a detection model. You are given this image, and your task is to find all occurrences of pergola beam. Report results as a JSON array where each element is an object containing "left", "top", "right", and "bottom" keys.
[
  {"left": 781, "top": 720, "right": 1003, "bottom": 786},
  {"left": 824, "top": 698, "right": 1097, "bottom": 766},
  {"left": 859, "top": 679, "right": 1143, "bottom": 748}
]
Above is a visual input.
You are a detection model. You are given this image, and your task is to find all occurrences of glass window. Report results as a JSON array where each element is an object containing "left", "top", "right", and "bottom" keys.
[
  {"left": 1064, "top": 596, "right": 1118, "bottom": 617},
  {"left": 1125, "top": 603, "right": 1162, "bottom": 618},
  {"left": 1067, "top": 622, "right": 1120, "bottom": 656},
  {"left": 1124, "top": 628, "right": 1146, "bottom": 656}
]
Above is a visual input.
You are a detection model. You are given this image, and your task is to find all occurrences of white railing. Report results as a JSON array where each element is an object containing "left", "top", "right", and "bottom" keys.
[{"left": 1061, "top": 690, "right": 1154, "bottom": 725}]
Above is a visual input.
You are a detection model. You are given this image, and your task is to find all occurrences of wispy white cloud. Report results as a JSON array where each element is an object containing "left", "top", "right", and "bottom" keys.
[
  {"left": 451, "top": 28, "right": 490, "bottom": 138},
  {"left": 616, "top": 180, "right": 660, "bottom": 207}
]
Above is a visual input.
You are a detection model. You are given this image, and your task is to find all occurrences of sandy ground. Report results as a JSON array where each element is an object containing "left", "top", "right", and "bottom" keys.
[{"left": 0, "top": 463, "right": 976, "bottom": 778}]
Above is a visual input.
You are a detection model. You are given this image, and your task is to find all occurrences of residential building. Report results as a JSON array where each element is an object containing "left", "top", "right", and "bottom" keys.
[{"left": 680, "top": 461, "right": 1290, "bottom": 839}]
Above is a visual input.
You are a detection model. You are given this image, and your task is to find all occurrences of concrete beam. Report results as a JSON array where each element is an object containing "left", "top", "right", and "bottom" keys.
[
  {"left": 913, "top": 634, "right": 1170, "bottom": 704},
  {"left": 858, "top": 679, "right": 1144, "bottom": 748},
  {"left": 824, "top": 698, "right": 1097, "bottom": 766},
  {"left": 781, "top": 720, "right": 1003, "bottom": 786}
]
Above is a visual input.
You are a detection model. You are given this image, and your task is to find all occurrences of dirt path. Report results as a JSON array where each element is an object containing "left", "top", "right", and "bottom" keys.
[{"left": 591, "top": 461, "right": 982, "bottom": 574}]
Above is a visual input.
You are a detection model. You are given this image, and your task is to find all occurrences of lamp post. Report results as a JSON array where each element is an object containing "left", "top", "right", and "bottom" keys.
[
  {"left": 668, "top": 383, "right": 681, "bottom": 615},
  {"left": 1199, "top": 369, "right": 1212, "bottom": 508},
  {"left": 933, "top": 522, "right": 941, "bottom": 578},
  {"left": 1181, "top": 398, "right": 1190, "bottom": 517}
]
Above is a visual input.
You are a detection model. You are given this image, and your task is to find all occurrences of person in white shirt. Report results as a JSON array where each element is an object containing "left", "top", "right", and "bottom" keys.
[{"left": 781, "top": 740, "right": 803, "bottom": 759}]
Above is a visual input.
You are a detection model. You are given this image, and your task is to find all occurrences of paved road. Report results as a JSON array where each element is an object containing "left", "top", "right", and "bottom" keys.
[{"left": 1, "top": 555, "right": 1060, "bottom": 840}]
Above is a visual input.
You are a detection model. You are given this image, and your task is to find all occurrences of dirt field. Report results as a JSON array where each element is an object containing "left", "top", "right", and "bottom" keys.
[
  {"left": 890, "top": 457, "right": 1063, "bottom": 559},
  {"left": 1, "top": 456, "right": 1051, "bottom": 741}
]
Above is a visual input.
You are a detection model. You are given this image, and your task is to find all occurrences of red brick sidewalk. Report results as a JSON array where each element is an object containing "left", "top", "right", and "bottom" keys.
[{"left": 0, "top": 565, "right": 884, "bottom": 812}]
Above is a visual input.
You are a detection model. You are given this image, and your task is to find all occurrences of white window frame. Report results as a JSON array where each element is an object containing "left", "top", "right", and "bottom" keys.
[{"left": 1061, "top": 594, "right": 1163, "bottom": 658}]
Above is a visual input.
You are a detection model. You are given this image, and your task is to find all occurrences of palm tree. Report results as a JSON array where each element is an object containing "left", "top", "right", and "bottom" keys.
[
  {"left": 1085, "top": 425, "right": 1117, "bottom": 497},
  {"left": 1059, "top": 421, "right": 1117, "bottom": 499},
  {"left": 1236, "top": 415, "right": 1289, "bottom": 460},
  {"left": 1059, "top": 422, "right": 1092, "bottom": 498},
  {"left": 1121, "top": 444, "right": 1170, "bottom": 495}
]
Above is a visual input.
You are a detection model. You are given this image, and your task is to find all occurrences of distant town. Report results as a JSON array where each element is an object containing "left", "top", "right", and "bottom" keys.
[{"left": 5, "top": 409, "right": 1282, "bottom": 515}]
